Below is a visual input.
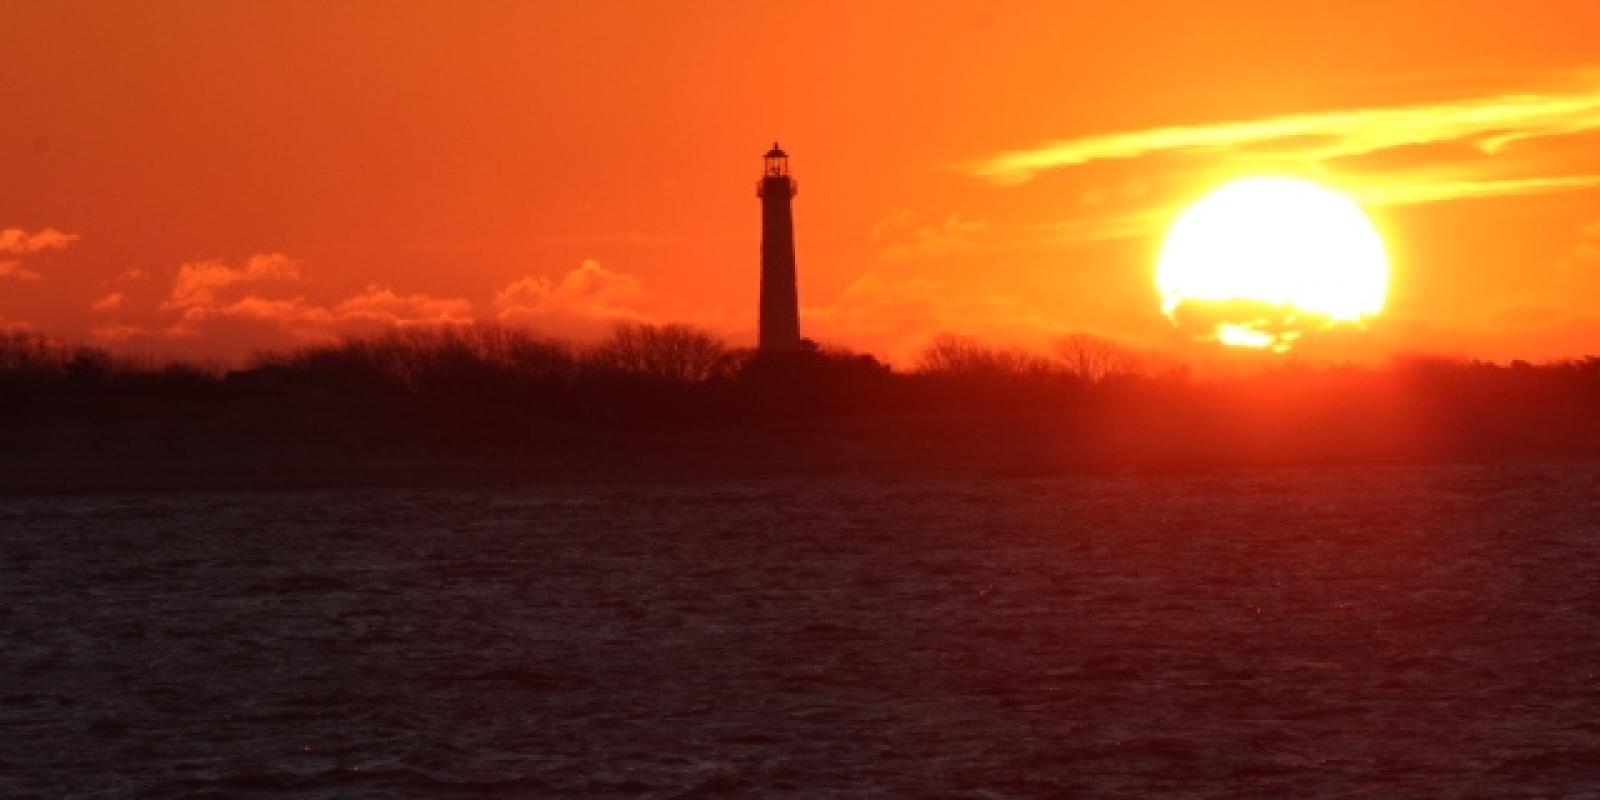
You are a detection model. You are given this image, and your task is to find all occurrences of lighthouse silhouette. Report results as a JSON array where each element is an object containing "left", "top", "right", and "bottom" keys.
[{"left": 757, "top": 142, "right": 800, "bottom": 350}]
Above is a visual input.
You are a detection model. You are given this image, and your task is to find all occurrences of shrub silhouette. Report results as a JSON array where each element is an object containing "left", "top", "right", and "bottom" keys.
[{"left": 916, "top": 334, "right": 1055, "bottom": 378}]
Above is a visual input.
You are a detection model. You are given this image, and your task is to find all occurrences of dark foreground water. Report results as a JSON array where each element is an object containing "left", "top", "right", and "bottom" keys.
[{"left": 4, "top": 464, "right": 1600, "bottom": 798}]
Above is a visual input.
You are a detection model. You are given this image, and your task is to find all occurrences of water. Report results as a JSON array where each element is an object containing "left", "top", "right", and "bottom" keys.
[{"left": 3, "top": 464, "right": 1600, "bottom": 798}]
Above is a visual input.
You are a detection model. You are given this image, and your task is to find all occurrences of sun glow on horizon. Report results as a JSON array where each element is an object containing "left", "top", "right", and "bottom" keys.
[{"left": 1156, "top": 176, "right": 1389, "bottom": 351}]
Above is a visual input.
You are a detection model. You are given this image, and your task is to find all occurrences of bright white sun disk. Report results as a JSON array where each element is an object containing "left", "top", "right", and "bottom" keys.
[{"left": 1156, "top": 176, "right": 1389, "bottom": 348}]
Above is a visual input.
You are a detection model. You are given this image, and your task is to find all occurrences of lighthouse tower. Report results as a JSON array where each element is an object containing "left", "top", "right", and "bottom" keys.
[{"left": 757, "top": 142, "right": 800, "bottom": 350}]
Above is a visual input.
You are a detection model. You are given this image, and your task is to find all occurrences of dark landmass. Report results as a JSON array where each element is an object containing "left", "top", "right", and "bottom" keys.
[{"left": 2, "top": 325, "right": 1599, "bottom": 492}]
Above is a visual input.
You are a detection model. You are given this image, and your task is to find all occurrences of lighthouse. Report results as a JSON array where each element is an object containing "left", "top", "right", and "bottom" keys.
[{"left": 757, "top": 142, "right": 800, "bottom": 350}]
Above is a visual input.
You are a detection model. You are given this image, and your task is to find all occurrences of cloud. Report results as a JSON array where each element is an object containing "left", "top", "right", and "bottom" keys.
[
  {"left": 0, "top": 227, "right": 78, "bottom": 255},
  {"left": 1358, "top": 174, "right": 1600, "bottom": 207},
  {"left": 0, "top": 227, "right": 75, "bottom": 280},
  {"left": 95, "top": 254, "right": 671, "bottom": 357},
  {"left": 0, "top": 260, "right": 42, "bottom": 281},
  {"left": 969, "top": 76, "right": 1600, "bottom": 249},
  {"left": 84, "top": 254, "right": 672, "bottom": 358},
  {"left": 974, "top": 78, "right": 1600, "bottom": 245},
  {"left": 165, "top": 295, "right": 330, "bottom": 340},
  {"left": 335, "top": 285, "right": 474, "bottom": 328},
  {"left": 494, "top": 259, "right": 649, "bottom": 337},
  {"left": 1023, "top": 174, "right": 1600, "bottom": 245},
  {"left": 968, "top": 80, "right": 1600, "bottom": 185},
  {"left": 152, "top": 253, "right": 473, "bottom": 352},
  {"left": 163, "top": 252, "right": 302, "bottom": 310},
  {"left": 167, "top": 288, "right": 473, "bottom": 342}
]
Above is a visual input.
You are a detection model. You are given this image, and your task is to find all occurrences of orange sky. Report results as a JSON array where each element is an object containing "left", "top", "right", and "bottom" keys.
[{"left": 4, "top": 1, "right": 1600, "bottom": 365}]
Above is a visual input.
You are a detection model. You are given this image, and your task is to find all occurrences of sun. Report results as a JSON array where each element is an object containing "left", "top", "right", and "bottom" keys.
[{"left": 1155, "top": 176, "right": 1389, "bottom": 351}]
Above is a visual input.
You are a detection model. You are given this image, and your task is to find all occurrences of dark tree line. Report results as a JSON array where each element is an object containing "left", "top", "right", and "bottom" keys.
[{"left": 3, "top": 324, "right": 1600, "bottom": 473}]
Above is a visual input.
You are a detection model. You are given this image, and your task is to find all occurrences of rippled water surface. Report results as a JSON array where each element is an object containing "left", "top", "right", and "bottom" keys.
[{"left": 4, "top": 464, "right": 1600, "bottom": 798}]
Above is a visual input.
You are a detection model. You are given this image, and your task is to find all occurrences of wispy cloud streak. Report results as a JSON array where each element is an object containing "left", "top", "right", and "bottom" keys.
[
  {"left": 971, "top": 84, "right": 1600, "bottom": 185},
  {"left": 1357, "top": 174, "right": 1600, "bottom": 206},
  {"left": 1023, "top": 174, "right": 1600, "bottom": 245}
]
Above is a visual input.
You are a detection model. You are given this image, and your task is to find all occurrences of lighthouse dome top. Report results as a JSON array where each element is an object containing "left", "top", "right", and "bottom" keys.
[{"left": 762, "top": 142, "right": 791, "bottom": 179}]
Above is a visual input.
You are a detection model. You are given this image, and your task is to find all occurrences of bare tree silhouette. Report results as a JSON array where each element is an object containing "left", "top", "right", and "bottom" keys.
[
  {"left": 593, "top": 323, "right": 732, "bottom": 383},
  {"left": 1053, "top": 333, "right": 1143, "bottom": 383}
]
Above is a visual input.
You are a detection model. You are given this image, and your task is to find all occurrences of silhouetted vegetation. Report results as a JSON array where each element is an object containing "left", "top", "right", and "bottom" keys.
[{"left": 3, "top": 323, "right": 1600, "bottom": 490}]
